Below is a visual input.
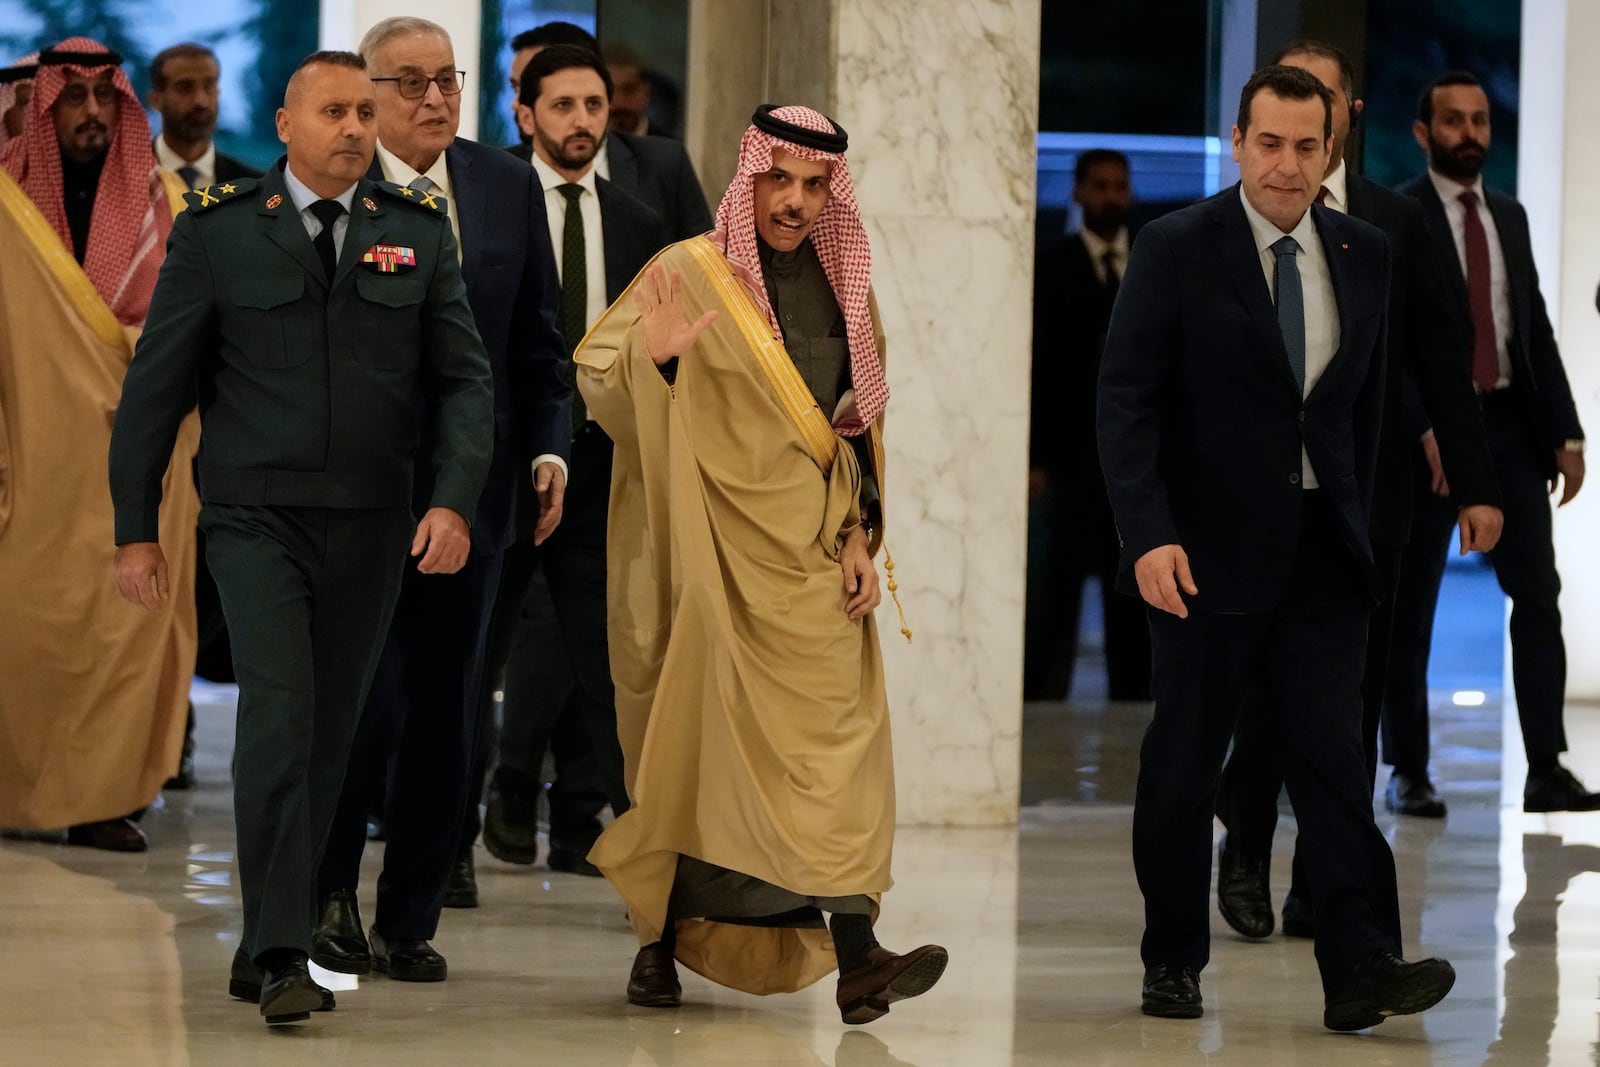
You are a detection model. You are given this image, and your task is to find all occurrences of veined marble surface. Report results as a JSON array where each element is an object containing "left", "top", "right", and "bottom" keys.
[{"left": 833, "top": 0, "right": 1041, "bottom": 825}]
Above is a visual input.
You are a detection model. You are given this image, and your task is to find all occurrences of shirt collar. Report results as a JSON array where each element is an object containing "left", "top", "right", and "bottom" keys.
[
  {"left": 1428, "top": 168, "right": 1485, "bottom": 206},
  {"left": 282, "top": 161, "right": 358, "bottom": 215},
  {"left": 1239, "top": 184, "right": 1317, "bottom": 256},
  {"left": 154, "top": 135, "right": 215, "bottom": 178},
  {"left": 531, "top": 152, "right": 598, "bottom": 196},
  {"left": 375, "top": 140, "right": 452, "bottom": 198},
  {"left": 1078, "top": 225, "right": 1130, "bottom": 261},
  {"left": 1320, "top": 160, "right": 1348, "bottom": 213}
]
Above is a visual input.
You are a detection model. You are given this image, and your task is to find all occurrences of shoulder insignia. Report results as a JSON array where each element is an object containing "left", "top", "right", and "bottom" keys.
[
  {"left": 374, "top": 179, "right": 446, "bottom": 215},
  {"left": 183, "top": 176, "right": 259, "bottom": 212}
]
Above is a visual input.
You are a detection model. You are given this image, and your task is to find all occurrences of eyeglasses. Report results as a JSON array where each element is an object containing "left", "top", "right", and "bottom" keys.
[
  {"left": 57, "top": 82, "right": 117, "bottom": 107},
  {"left": 371, "top": 70, "right": 466, "bottom": 99}
]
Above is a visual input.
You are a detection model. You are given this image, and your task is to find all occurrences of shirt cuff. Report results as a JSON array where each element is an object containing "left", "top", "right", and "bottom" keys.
[{"left": 532, "top": 453, "right": 568, "bottom": 481}]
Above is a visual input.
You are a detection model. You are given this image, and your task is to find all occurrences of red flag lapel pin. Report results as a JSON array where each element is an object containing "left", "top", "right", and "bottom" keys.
[{"left": 360, "top": 244, "right": 418, "bottom": 273}]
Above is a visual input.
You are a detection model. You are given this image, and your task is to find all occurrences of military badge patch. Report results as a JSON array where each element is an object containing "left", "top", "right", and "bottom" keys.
[
  {"left": 363, "top": 197, "right": 377, "bottom": 212},
  {"left": 361, "top": 244, "right": 418, "bottom": 273},
  {"left": 265, "top": 194, "right": 283, "bottom": 210}
]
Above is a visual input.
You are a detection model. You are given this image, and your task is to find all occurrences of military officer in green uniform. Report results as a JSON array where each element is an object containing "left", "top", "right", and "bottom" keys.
[{"left": 107, "top": 50, "right": 492, "bottom": 1027}]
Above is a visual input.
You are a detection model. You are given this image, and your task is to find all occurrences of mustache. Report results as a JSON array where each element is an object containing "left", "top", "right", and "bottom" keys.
[
  {"left": 776, "top": 206, "right": 805, "bottom": 220},
  {"left": 74, "top": 120, "right": 107, "bottom": 135}
]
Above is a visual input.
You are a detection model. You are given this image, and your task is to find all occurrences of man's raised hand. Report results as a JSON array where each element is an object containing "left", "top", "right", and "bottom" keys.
[{"left": 633, "top": 264, "right": 719, "bottom": 366}]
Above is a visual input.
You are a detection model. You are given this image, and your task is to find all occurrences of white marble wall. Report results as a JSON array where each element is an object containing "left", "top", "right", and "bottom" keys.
[
  {"left": 1521, "top": 0, "right": 1600, "bottom": 699},
  {"left": 833, "top": 0, "right": 1039, "bottom": 826}
]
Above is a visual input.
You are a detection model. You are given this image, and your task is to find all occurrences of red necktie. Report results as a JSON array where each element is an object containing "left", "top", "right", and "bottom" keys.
[
  {"left": 1315, "top": 186, "right": 1330, "bottom": 206},
  {"left": 1459, "top": 191, "right": 1501, "bottom": 391}
]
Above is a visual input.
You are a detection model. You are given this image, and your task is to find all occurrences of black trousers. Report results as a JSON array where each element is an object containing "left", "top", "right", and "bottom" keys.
[
  {"left": 1023, "top": 475, "right": 1151, "bottom": 700},
  {"left": 202, "top": 504, "right": 411, "bottom": 963},
  {"left": 460, "top": 426, "right": 629, "bottom": 854},
  {"left": 1383, "top": 396, "right": 1567, "bottom": 772},
  {"left": 317, "top": 541, "right": 504, "bottom": 940},
  {"left": 1135, "top": 493, "right": 1400, "bottom": 991},
  {"left": 1215, "top": 542, "right": 1402, "bottom": 899}
]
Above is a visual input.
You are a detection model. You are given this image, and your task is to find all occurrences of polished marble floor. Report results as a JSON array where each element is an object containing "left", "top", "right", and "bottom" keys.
[{"left": 6, "top": 659, "right": 1600, "bottom": 1064}]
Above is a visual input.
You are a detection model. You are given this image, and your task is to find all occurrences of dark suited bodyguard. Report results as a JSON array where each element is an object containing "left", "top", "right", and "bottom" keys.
[
  {"left": 464, "top": 46, "right": 669, "bottom": 879},
  {"left": 109, "top": 51, "right": 492, "bottom": 1028},
  {"left": 1385, "top": 71, "right": 1596, "bottom": 814},
  {"left": 1026, "top": 148, "right": 1151, "bottom": 701},
  {"left": 310, "top": 17, "right": 570, "bottom": 985},
  {"left": 1212, "top": 43, "right": 1503, "bottom": 944},
  {"left": 1098, "top": 66, "right": 1455, "bottom": 1031}
]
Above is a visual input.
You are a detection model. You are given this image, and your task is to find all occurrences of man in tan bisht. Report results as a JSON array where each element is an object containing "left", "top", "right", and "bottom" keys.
[
  {"left": 0, "top": 38, "right": 196, "bottom": 851},
  {"left": 576, "top": 104, "right": 946, "bottom": 1025}
]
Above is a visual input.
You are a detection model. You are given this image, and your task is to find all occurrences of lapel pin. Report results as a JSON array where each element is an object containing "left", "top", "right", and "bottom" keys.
[
  {"left": 1341, "top": 242, "right": 1348, "bottom": 250},
  {"left": 363, "top": 197, "right": 377, "bottom": 212},
  {"left": 265, "top": 194, "right": 282, "bottom": 210}
]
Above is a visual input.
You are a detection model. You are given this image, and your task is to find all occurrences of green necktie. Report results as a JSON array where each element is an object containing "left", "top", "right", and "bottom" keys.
[{"left": 558, "top": 183, "right": 588, "bottom": 431}]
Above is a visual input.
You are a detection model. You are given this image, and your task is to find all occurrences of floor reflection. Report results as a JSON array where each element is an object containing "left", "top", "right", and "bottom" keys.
[{"left": 1, "top": 677, "right": 1599, "bottom": 1063}]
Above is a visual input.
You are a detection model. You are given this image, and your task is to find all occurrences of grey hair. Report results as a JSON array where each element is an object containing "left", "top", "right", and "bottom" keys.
[{"left": 358, "top": 17, "right": 452, "bottom": 67}]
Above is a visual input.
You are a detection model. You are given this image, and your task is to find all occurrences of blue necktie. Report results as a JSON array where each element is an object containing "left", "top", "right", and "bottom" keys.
[{"left": 1272, "top": 236, "right": 1305, "bottom": 394}]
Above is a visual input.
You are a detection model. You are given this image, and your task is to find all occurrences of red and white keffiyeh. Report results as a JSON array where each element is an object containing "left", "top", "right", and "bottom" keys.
[
  {"left": 0, "top": 53, "right": 39, "bottom": 154},
  {"left": 711, "top": 105, "right": 886, "bottom": 436},
  {"left": 1, "top": 38, "right": 169, "bottom": 325}
]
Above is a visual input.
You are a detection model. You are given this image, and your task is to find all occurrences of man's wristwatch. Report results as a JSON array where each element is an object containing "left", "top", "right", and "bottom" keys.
[{"left": 1563, "top": 438, "right": 1585, "bottom": 455}]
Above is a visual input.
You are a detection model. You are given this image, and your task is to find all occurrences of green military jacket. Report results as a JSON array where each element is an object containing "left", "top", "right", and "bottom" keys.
[{"left": 110, "top": 160, "right": 493, "bottom": 544}]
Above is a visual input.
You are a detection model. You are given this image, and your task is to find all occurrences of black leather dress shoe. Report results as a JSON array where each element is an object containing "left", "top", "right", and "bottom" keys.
[
  {"left": 310, "top": 889, "right": 372, "bottom": 975},
  {"left": 64, "top": 817, "right": 147, "bottom": 852},
  {"left": 1216, "top": 836, "right": 1273, "bottom": 939},
  {"left": 443, "top": 851, "right": 479, "bottom": 908},
  {"left": 1324, "top": 950, "right": 1455, "bottom": 1031},
  {"left": 627, "top": 941, "right": 682, "bottom": 1007},
  {"left": 259, "top": 955, "right": 325, "bottom": 1025},
  {"left": 370, "top": 925, "right": 448, "bottom": 982},
  {"left": 1141, "top": 963, "right": 1202, "bottom": 1019},
  {"left": 1525, "top": 764, "right": 1600, "bottom": 812},
  {"left": 548, "top": 846, "right": 602, "bottom": 877},
  {"left": 1386, "top": 771, "right": 1447, "bottom": 817},
  {"left": 229, "top": 949, "right": 334, "bottom": 1011},
  {"left": 1280, "top": 890, "right": 1316, "bottom": 938},
  {"left": 483, "top": 767, "right": 541, "bottom": 865},
  {"left": 836, "top": 944, "right": 948, "bottom": 1025}
]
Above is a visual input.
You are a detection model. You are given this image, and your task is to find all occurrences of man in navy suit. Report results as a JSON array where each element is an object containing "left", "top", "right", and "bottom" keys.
[
  {"left": 1098, "top": 65, "right": 1455, "bottom": 1030},
  {"left": 1212, "top": 42, "right": 1504, "bottom": 944},
  {"left": 310, "top": 16, "right": 570, "bottom": 983},
  {"left": 1385, "top": 71, "right": 1596, "bottom": 815}
]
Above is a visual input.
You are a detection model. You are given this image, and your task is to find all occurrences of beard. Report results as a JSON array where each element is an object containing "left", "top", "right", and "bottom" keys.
[
  {"left": 167, "top": 107, "right": 216, "bottom": 142},
  {"left": 537, "top": 126, "right": 601, "bottom": 172},
  {"left": 1081, "top": 204, "right": 1128, "bottom": 236},
  {"left": 1427, "top": 132, "right": 1487, "bottom": 182}
]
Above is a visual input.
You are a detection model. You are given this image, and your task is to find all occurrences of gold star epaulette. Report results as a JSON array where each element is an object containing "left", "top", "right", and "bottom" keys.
[
  {"left": 182, "top": 177, "right": 259, "bottom": 212},
  {"left": 374, "top": 179, "right": 447, "bottom": 215}
]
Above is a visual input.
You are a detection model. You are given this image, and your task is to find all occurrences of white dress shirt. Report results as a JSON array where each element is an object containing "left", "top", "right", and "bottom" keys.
[
  {"left": 154, "top": 136, "right": 216, "bottom": 188},
  {"left": 375, "top": 141, "right": 461, "bottom": 258},
  {"left": 1427, "top": 169, "right": 1512, "bottom": 388},
  {"left": 1319, "top": 159, "right": 1349, "bottom": 215},
  {"left": 281, "top": 162, "right": 355, "bottom": 259},
  {"left": 1078, "top": 225, "right": 1130, "bottom": 286},
  {"left": 1239, "top": 186, "right": 1341, "bottom": 488},
  {"left": 531, "top": 153, "right": 609, "bottom": 346}
]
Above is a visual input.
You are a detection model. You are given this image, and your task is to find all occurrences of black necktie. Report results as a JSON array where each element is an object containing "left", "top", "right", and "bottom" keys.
[
  {"left": 1102, "top": 249, "right": 1120, "bottom": 300},
  {"left": 177, "top": 164, "right": 199, "bottom": 190},
  {"left": 309, "top": 199, "right": 345, "bottom": 282},
  {"left": 558, "top": 183, "right": 588, "bottom": 431}
]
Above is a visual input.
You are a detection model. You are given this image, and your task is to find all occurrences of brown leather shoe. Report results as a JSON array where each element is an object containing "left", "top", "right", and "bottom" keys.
[
  {"left": 836, "top": 944, "right": 948, "bottom": 1025},
  {"left": 64, "top": 818, "right": 147, "bottom": 852},
  {"left": 626, "top": 941, "right": 682, "bottom": 1007}
]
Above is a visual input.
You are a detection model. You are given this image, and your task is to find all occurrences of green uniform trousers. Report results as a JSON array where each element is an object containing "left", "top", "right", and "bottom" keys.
[{"left": 200, "top": 503, "right": 412, "bottom": 962}]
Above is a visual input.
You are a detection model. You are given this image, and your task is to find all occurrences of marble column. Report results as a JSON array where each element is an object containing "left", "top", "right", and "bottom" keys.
[
  {"left": 1520, "top": 0, "right": 1600, "bottom": 700},
  {"left": 689, "top": 2, "right": 1038, "bottom": 825}
]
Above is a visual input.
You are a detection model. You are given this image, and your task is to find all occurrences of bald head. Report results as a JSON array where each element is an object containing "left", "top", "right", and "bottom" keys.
[{"left": 276, "top": 52, "right": 376, "bottom": 197}]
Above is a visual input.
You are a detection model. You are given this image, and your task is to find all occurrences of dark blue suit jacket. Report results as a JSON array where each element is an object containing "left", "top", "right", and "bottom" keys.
[
  {"left": 1400, "top": 174, "right": 1583, "bottom": 473},
  {"left": 370, "top": 137, "right": 570, "bottom": 554},
  {"left": 1097, "top": 185, "right": 1391, "bottom": 614}
]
